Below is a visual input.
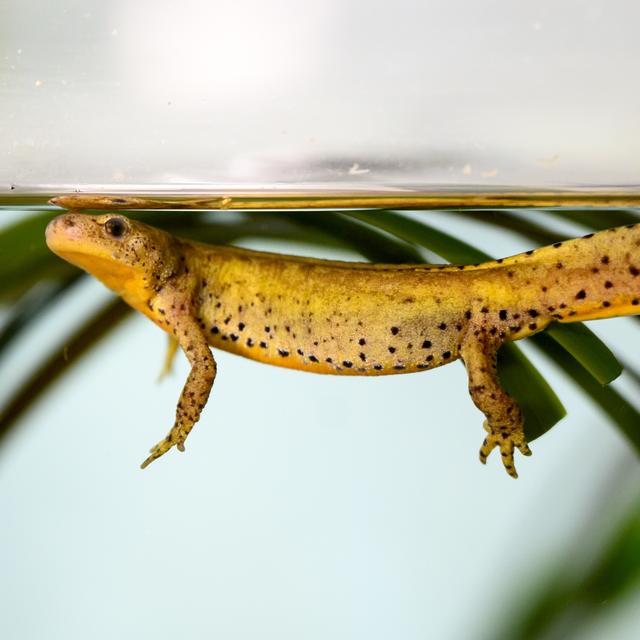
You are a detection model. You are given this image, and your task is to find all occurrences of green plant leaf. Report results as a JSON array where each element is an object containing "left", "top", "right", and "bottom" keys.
[
  {"left": 497, "top": 343, "right": 566, "bottom": 442},
  {"left": 454, "top": 210, "right": 568, "bottom": 245},
  {"left": 546, "top": 324, "right": 622, "bottom": 385},
  {"left": 534, "top": 333, "right": 640, "bottom": 454},
  {"left": 542, "top": 208, "right": 640, "bottom": 231},
  {"left": 489, "top": 492, "right": 640, "bottom": 640},
  {"left": 281, "top": 211, "right": 427, "bottom": 263},
  {"left": 0, "top": 275, "right": 81, "bottom": 358},
  {"left": 0, "top": 298, "right": 132, "bottom": 445}
]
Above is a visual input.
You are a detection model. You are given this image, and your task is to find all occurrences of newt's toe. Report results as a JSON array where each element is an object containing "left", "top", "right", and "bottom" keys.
[
  {"left": 140, "top": 435, "right": 175, "bottom": 469},
  {"left": 478, "top": 420, "right": 531, "bottom": 479}
]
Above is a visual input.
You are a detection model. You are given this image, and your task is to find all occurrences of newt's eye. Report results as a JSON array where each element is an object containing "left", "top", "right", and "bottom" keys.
[{"left": 104, "top": 217, "right": 128, "bottom": 238}]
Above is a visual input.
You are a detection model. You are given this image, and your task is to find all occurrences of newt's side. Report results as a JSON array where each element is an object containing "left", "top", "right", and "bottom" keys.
[{"left": 45, "top": 214, "right": 640, "bottom": 477}]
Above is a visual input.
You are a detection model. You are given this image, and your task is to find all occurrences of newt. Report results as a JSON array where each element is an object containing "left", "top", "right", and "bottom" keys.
[{"left": 45, "top": 213, "right": 640, "bottom": 477}]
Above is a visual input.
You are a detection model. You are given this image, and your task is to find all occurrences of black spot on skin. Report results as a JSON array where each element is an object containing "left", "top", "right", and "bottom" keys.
[
  {"left": 309, "top": 355, "right": 319, "bottom": 362},
  {"left": 388, "top": 346, "right": 396, "bottom": 354},
  {"left": 496, "top": 258, "right": 504, "bottom": 264},
  {"left": 603, "top": 301, "right": 611, "bottom": 307},
  {"left": 391, "top": 326, "right": 399, "bottom": 335},
  {"left": 278, "top": 349, "right": 289, "bottom": 357},
  {"left": 601, "top": 256, "right": 610, "bottom": 264},
  {"left": 326, "top": 357, "right": 333, "bottom": 363},
  {"left": 465, "top": 310, "right": 472, "bottom": 319},
  {"left": 553, "top": 242, "right": 562, "bottom": 248},
  {"left": 556, "top": 262, "right": 563, "bottom": 269},
  {"left": 259, "top": 341, "right": 268, "bottom": 348},
  {"left": 342, "top": 360, "right": 353, "bottom": 368},
  {"left": 604, "top": 281, "right": 613, "bottom": 288},
  {"left": 358, "top": 338, "right": 366, "bottom": 346},
  {"left": 211, "top": 326, "right": 220, "bottom": 334},
  {"left": 238, "top": 322, "right": 245, "bottom": 331},
  {"left": 224, "top": 316, "right": 231, "bottom": 325},
  {"left": 529, "top": 323, "right": 538, "bottom": 331},
  {"left": 525, "top": 250, "right": 534, "bottom": 256},
  {"left": 489, "top": 327, "right": 497, "bottom": 335},
  {"left": 246, "top": 338, "right": 254, "bottom": 347},
  {"left": 630, "top": 266, "right": 640, "bottom": 277},
  {"left": 297, "top": 348, "right": 304, "bottom": 356},
  {"left": 575, "top": 289, "right": 587, "bottom": 299},
  {"left": 417, "top": 364, "right": 429, "bottom": 369},
  {"left": 373, "top": 364, "right": 383, "bottom": 370},
  {"left": 359, "top": 352, "right": 367, "bottom": 362},
  {"left": 442, "top": 351, "right": 451, "bottom": 359},
  {"left": 528, "top": 309, "right": 539, "bottom": 317},
  {"left": 481, "top": 306, "right": 489, "bottom": 313},
  {"left": 393, "top": 364, "right": 406, "bottom": 370},
  {"left": 438, "top": 322, "right": 447, "bottom": 330},
  {"left": 422, "top": 340, "right": 432, "bottom": 349},
  {"left": 426, "top": 355, "right": 434, "bottom": 362},
  {"left": 230, "top": 334, "right": 239, "bottom": 341},
  {"left": 264, "top": 325, "right": 270, "bottom": 332},
  {"left": 583, "top": 233, "right": 594, "bottom": 239},
  {"left": 499, "top": 310, "right": 508, "bottom": 320},
  {"left": 541, "top": 286, "right": 547, "bottom": 292}
]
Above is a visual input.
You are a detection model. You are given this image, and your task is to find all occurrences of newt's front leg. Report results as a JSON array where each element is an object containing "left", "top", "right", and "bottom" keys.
[
  {"left": 460, "top": 330, "right": 532, "bottom": 478},
  {"left": 141, "top": 309, "right": 216, "bottom": 469}
]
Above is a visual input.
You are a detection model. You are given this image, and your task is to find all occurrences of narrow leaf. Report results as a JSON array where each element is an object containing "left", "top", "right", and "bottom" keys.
[
  {"left": 0, "top": 298, "right": 132, "bottom": 444},
  {"left": 535, "top": 333, "right": 640, "bottom": 454}
]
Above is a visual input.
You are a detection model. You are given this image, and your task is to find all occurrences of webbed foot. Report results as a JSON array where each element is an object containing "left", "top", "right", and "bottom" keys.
[{"left": 478, "top": 420, "right": 532, "bottom": 479}]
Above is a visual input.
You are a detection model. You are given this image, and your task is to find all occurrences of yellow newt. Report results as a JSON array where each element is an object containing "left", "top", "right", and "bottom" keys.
[{"left": 45, "top": 213, "right": 640, "bottom": 477}]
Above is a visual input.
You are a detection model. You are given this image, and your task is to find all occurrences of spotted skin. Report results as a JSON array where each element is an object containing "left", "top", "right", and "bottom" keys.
[{"left": 45, "top": 214, "right": 640, "bottom": 476}]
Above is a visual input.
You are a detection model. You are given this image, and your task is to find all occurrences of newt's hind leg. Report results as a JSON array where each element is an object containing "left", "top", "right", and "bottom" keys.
[
  {"left": 460, "top": 332, "right": 531, "bottom": 478},
  {"left": 141, "top": 314, "right": 216, "bottom": 469}
]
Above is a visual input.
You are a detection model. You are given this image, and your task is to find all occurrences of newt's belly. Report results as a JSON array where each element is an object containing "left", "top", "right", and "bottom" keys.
[{"left": 198, "top": 294, "right": 466, "bottom": 375}]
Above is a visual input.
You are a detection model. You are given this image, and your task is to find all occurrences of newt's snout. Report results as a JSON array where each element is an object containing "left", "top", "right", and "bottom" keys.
[{"left": 45, "top": 214, "right": 82, "bottom": 252}]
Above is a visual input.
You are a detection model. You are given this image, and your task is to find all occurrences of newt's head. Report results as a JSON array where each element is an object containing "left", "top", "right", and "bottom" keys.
[{"left": 46, "top": 212, "right": 181, "bottom": 302}]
